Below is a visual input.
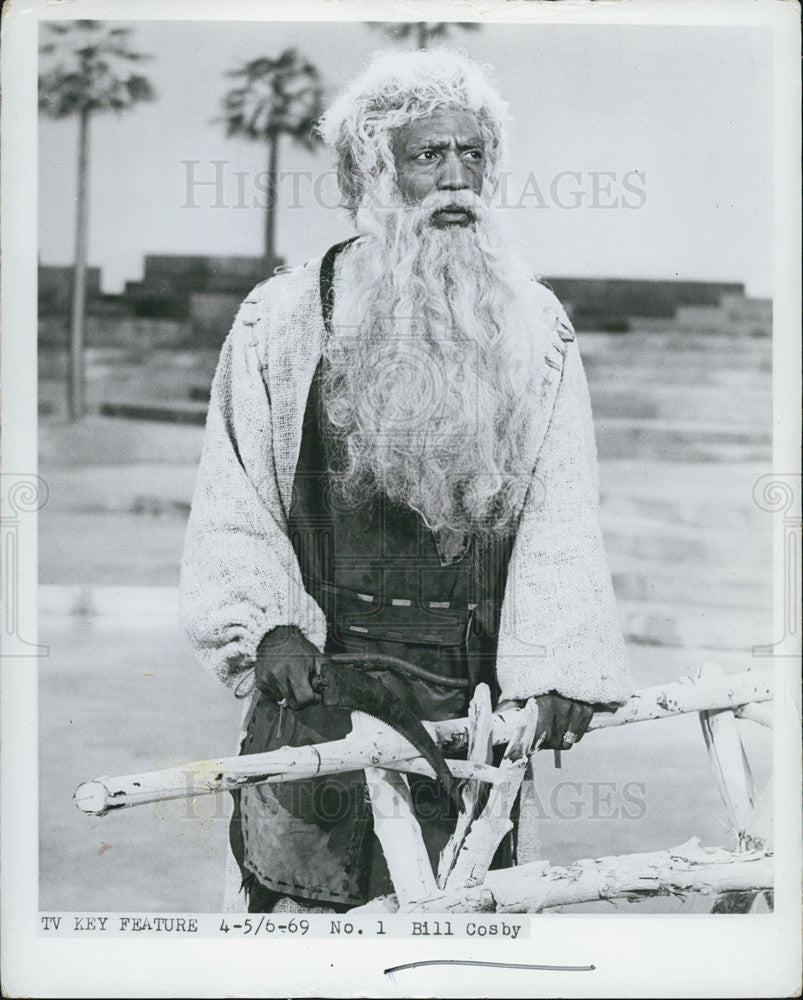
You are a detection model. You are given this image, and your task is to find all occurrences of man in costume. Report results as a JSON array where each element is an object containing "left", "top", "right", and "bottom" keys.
[{"left": 180, "top": 49, "right": 632, "bottom": 912}]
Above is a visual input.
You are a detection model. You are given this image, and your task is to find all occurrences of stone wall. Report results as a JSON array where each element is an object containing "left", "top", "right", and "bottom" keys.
[
  {"left": 38, "top": 314, "right": 191, "bottom": 349},
  {"left": 39, "top": 265, "right": 102, "bottom": 315}
]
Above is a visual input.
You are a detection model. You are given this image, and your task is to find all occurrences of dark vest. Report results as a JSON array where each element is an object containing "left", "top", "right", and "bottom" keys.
[
  {"left": 288, "top": 236, "right": 514, "bottom": 719},
  {"left": 287, "top": 359, "right": 513, "bottom": 720}
]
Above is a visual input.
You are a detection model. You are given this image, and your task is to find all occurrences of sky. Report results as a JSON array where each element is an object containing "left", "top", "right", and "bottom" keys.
[{"left": 38, "top": 21, "right": 773, "bottom": 296}]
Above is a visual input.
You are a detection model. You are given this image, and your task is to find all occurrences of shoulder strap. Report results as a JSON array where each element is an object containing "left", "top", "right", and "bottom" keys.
[{"left": 319, "top": 237, "right": 358, "bottom": 337}]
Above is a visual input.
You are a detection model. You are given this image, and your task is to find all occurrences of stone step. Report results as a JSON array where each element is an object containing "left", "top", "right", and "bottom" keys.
[
  {"left": 594, "top": 418, "right": 771, "bottom": 463},
  {"left": 588, "top": 382, "right": 770, "bottom": 422},
  {"left": 623, "top": 318, "right": 771, "bottom": 340},
  {"left": 580, "top": 333, "right": 771, "bottom": 386},
  {"left": 674, "top": 305, "right": 772, "bottom": 336},
  {"left": 600, "top": 513, "right": 769, "bottom": 566},
  {"left": 43, "top": 465, "right": 198, "bottom": 514},
  {"left": 580, "top": 331, "right": 772, "bottom": 356},
  {"left": 585, "top": 363, "right": 770, "bottom": 391},
  {"left": 38, "top": 416, "right": 205, "bottom": 470},
  {"left": 719, "top": 292, "right": 772, "bottom": 314},
  {"left": 98, "top": 401, "right": 208, "bottom": 426},
  {"left": 617, "top": 598, "right": 771, "bottom": 651},
  {"left": 609, "top": 561, "right": 770, "bottom": 611},
  {"left": 599, "top": 487, "right": 766, "bottom": 530},
  {"left": 598, "top": 457, "right": 770, "bottom": 502}
]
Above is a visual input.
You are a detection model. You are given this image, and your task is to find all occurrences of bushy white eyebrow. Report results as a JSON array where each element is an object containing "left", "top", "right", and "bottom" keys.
[{"left": 405, "top": 136, "right": 484, "bottom": 151}]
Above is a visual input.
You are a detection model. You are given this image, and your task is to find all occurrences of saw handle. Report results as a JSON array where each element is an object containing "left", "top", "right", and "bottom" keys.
[
  {"left": 311, "top": 652, "right": 468, "bottom": 690},
  {"left": 245, "top": 651, "right": 463, "bottom": 701}
]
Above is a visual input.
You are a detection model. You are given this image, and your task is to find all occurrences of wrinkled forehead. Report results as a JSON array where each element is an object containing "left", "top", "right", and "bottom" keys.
[{"left": 391, "top": 108, "right": 483, "bottom": 157}]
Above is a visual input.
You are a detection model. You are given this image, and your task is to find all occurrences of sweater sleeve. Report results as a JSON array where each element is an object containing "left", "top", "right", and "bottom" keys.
[
  {"left": 179, "top": 294, "right": 327, "bottom": 690},
  {"left": 495, "top": 325, "right": 633, "bottom": 707}
]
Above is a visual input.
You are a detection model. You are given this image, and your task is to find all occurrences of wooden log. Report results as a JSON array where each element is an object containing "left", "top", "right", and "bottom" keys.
[
  {"left": 444, "top": 700, "right": 539, "bottom": 891},
  {"left": 355, "top": 712, "right": 438, "bottom": 907},
  {"left": 433, "top": 667, "right": 773, "bottom": 749},
  {"left": 748, "top": 774, "right": 773, "bottom": 850},
  {"left": 711, "top": 888, "right": 774, "bottom": 913},
  {"left": 74, "top": 668, "right": 773, "bottom": 815},
  {"left": 437, "top": 684, "right": 494, "bottom": 888},
  {"left": 73, "top": 749, "right": 505, "bottom": 816},
  {"left": 351, "top": 838, "right": 773, "bottom": 914},
  {"left": 734, "top": 702, "right": 773, "bottom": 728},
  {"left": 698, "top": 663, "right": 762, "bottom": 849},
  {"left": 364, "top": 767, "right": 438, "bottom": 907}
]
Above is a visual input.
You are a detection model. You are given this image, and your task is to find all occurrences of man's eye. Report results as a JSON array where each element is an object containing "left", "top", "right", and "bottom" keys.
[
  {"left": 464, "top": 149, "right": 483, "bottom": 160},
  {"left": 415, "top": 150, "right": 437, "bottom": 162}
]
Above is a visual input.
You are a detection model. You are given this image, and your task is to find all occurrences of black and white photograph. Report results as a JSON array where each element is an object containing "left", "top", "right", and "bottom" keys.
[{"left": 1, "top": 0, "right": 800, "bottom": 996}]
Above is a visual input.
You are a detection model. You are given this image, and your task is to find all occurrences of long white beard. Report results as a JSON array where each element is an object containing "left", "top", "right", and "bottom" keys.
[{"left": 322, "top": 184, "right": 543, "bottom": 535}]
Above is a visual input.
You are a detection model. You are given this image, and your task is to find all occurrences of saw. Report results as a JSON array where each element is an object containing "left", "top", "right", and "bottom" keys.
[{"left": 310, "top": 654, "right": 464, "bottom": 811}]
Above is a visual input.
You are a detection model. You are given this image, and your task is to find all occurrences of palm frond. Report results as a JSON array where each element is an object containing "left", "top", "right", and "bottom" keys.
[
  {"left": 368, "top": 21, "right": 481, "bottom": 46},
  {"left": 219, "top": 47, "right": 324, "bottom": 146},
  {"left": 38, "top": 20, "right": 155, "bottom": 118}
]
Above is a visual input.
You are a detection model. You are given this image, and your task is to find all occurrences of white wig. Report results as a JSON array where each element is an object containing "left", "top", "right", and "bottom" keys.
[{"left": 318, "top": 48, "right": 509, "bottom": 215}]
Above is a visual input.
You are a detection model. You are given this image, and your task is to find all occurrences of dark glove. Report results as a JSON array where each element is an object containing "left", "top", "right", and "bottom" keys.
[
  {"left": 253, "top": 625, "right": 320, "bottom": 710},
  {"left": 534, "top": 691, "right": 595, "bottom": 751}
]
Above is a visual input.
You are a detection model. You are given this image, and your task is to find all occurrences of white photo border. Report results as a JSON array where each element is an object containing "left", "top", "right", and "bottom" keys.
[{"left": 1, "top": 0, "right": 800, "bottom": 996}]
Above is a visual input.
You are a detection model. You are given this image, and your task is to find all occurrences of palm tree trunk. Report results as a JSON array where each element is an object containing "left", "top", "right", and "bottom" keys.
[
  {"left": 263, "top": 132, "right": 279, "bottom": 273},
  {"left": 68, "top": 106, "right": 90, "bottom": 421}
]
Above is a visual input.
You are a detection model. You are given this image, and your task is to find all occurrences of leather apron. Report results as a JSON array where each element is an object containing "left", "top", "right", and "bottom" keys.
[{"left": 231, "top": 242, "right": 515, "bottom": 908}]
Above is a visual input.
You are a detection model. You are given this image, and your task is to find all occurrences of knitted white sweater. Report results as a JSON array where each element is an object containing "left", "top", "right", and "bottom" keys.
[{"left": 179, "top": 253, "right": 632, "bottom": 705}]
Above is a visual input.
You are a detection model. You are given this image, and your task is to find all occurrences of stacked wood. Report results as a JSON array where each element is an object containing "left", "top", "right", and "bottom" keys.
[
  {"left": 442, "top": 700, "right": 538, "bottom": 891},
  {"left": 356, "top": 711, "right": 438, "bottom": 908},
  {"left": 364, "top": 766, "right": 438, "bottom": 906},
  {"left": 437, "top": 684, "right": 495, "bottom": 887},
  {"left": 74, "top": 668, "right": 773, "bottom": 816},
  {"left": 698, "top": 662, "right": 764, "bottom": 850},
  {"left": 72, "top": 664, "right": 774, "bottom": 916},
  {"left": 350, "top": 838, "right": 773, "bottom": 914}
]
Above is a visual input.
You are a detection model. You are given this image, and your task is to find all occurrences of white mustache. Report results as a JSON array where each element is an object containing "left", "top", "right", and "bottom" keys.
[
  {"left": 405, "top": 190, "right": 489, "bottom": 236},
  {"left": 419, "top": 189, "right": 485, "bottom": 217}
]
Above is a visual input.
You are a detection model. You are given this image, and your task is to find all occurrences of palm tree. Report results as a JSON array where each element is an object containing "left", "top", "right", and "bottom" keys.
[
  {"left": 221, "top": 50, "right": 324, "bottom": 272},
  {"left": 369, "top": 22, "right": 481, "bottom": 49},
  {"left": 39, "top": 20, "right": 154, "bottom": 421}
]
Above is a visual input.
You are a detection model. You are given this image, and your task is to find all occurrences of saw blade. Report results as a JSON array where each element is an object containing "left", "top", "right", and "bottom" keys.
[{"left": 317, "top": 659, "right": 463, "bottom": 811}]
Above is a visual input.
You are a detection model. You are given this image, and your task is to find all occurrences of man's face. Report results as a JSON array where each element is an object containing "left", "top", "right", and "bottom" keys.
[{"left": 392, "top": 109, "right": 485, "bottom": 228}]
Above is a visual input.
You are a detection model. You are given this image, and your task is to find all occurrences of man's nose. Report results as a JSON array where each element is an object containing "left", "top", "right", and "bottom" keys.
[{"left": 436, "top": 151, "right": 470, "bottom": 190}]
